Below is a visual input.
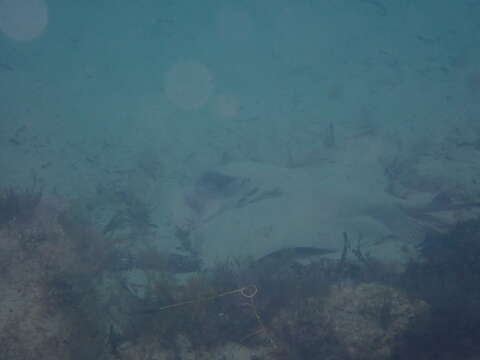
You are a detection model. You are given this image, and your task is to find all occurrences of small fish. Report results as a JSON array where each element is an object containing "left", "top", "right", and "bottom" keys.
[
  {"left": 9, "top": 138, "right": 20, "bottom": 146},
  {"left": 0, "top": 63, "right": 14, "bottom": 71},
  {"left": 255, "top": 246, "right": 336, "bottom": 265}
]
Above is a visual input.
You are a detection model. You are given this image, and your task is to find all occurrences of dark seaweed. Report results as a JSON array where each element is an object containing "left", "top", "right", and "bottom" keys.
[
  {"left": 397, "top": 218, "right": 480, "bottom": 359},
  {"left": 0, "top": 186, "right": 42, "bottom": 226}
]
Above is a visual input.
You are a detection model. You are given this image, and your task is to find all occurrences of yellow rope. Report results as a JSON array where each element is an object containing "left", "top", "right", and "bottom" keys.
[
  {"left": 156, "top": 284, "right": 258, "bottom": 311},
  {"left": 156, "top": 284, "right": 277, "bottom": 348}
]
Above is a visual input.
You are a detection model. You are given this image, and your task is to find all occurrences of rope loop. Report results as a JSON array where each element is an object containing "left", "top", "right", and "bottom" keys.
[{"left": 239, "top": 285, "right": 258, "bottom": 298}]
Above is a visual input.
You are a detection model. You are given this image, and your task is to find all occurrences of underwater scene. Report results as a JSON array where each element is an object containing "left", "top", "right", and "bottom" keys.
[{"left": 1, "top": 0, "right": 480, "bottom": 359}]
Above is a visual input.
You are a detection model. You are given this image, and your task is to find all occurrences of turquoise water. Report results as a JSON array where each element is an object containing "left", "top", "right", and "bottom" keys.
[
  {"left": 3, "top": 0, "right": 480, "bottom": 263},
  {"left": 2, "top": 0, "right": 479, "bottom": 191},
  {"left": 2, "top": 1, "right": 480, "bottom": 358}
]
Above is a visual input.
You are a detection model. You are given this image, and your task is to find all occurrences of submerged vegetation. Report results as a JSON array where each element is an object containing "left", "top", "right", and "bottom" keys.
[
  {"left": 0, "top": 185, "right": 479, "bottom": 359},
  {"left": 0, "top": 185, "right": 42, "bottom": 225}
]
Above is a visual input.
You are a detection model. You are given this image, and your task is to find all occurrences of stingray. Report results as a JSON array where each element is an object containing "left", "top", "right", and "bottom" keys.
[{"left": 176, "top": 162, "right": 480, "bottom": 268}]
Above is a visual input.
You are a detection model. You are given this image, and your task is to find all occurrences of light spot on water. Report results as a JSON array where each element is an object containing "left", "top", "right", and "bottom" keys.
[
  {"left": 164, "top": 61, "right": 214, "bottom": 110},
  {"left": 0, "top": 0, "right": 48, "bottom": 42}
]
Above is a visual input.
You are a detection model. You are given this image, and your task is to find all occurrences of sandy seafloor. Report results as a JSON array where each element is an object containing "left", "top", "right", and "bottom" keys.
[{"left": 1, "top": 0, "right": 480, "bottom": 268}]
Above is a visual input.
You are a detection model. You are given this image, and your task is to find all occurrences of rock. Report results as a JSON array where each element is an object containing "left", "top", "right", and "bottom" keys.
[
  {"left": 270, "top": 282, "right": 428, "bottom": 360},
  {"left": 324, "top": 282, "right": 428, "bottom": 360}
]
